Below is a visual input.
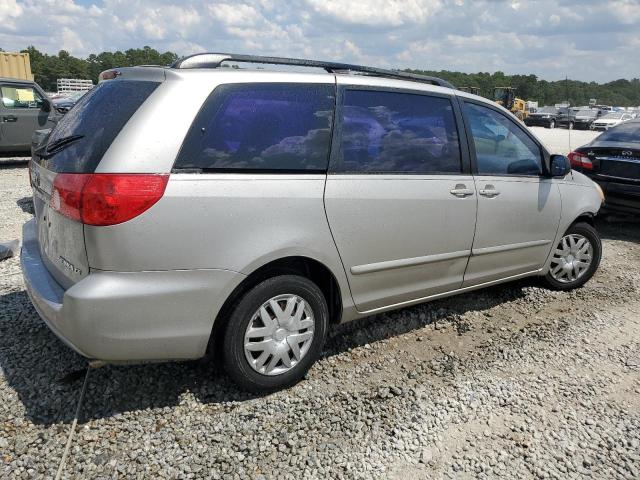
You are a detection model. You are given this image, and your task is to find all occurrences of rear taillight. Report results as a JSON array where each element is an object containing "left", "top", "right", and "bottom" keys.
[
  {"left": 567, "top": 151, "right": 593, "bottom": 170},
  {"left": 50, "top": 174, "right": 169, "bottom": 226}
]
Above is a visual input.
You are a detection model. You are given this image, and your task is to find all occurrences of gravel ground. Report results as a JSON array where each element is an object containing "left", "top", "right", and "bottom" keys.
[{"left": 1, "top": 163, "right": 639, "bottom": 479}]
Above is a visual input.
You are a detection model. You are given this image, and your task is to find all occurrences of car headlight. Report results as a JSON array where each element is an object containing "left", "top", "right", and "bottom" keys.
[{"left": 593, "top": 182, "right": 605, "bottom": 203}]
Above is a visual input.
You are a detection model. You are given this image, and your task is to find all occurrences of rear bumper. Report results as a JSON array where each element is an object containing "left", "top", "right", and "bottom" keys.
[{"left": 21, "top": 218, "right": 245, "bottom": 362}]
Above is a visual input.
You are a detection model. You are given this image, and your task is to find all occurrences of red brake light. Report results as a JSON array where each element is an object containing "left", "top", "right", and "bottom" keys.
[
  {"left": 51, "top": 174, "right": 169, "bottom": 226},
  {"left": 567, "top": 151, "right": 593, "bottom": 170}
]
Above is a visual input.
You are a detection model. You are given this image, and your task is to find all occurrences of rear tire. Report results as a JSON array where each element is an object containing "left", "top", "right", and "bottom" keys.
[
  {"left": 543, "top": 222, "right": 601, "bottom": 291},
  {"left": 222, "top": 275, "right": 328, "bottom": 392},
  {"left": 548, "top": 119, "right": 556, "bottom": 129}
]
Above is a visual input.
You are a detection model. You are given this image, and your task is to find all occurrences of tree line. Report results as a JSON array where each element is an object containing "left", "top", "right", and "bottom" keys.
[
  {"left": 406, "top": 69, "right": 640, "bottom": 107},
  {"left": 4, "top": 46, "right": 640, "bottom": 106}
]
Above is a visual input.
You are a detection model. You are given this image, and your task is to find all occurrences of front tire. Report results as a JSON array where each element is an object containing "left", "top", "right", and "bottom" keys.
[
  {"left": 548, "top": 119, "right": 556, "bottom": 129},
  {"left": 222, "top": 275, "right": 329, "bottom": 392},
  {"left": 543, "top": 222, "right": 601, "bottom": 290}
]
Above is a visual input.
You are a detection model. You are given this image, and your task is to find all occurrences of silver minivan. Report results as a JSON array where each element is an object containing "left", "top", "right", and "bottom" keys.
[{"left": 21, "top": 54, "right": 604, "bottom": 392}]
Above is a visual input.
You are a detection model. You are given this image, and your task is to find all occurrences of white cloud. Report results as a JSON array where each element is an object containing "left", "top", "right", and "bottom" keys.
[
  {"left": 61, "top": 26, "right": 84, "bottom": 51},
  {"left": 305, "top": 0, "right": 441, "bottom": 27},
  {"left": 0, "top": 0, "right": 23, "bottom": 30},
  {"left": 0, "top": 0, "right": 638, "bottom": 82}
]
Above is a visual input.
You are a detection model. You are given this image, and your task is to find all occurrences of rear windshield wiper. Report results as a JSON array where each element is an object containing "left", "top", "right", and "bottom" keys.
[{"left": 37, "top": 134, "right": 84, "bottom": 159}]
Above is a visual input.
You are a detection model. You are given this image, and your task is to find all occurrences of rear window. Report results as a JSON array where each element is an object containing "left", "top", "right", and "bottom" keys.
[
  {"left": 40, "top": 80, "right": 159, "bottom": 173},
  {"left": 175, "top": 83, "right": 335, "bottom": 172},
  {"left": 597, "top": 122, "right": 640, "bottom": 143}
]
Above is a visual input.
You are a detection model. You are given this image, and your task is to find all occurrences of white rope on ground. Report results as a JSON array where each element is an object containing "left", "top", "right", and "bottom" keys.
[{"left": 55, "top": 366, "right": 91, "bottom": 480}]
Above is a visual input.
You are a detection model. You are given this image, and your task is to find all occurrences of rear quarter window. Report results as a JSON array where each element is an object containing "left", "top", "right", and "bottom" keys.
[
  {"left": 39, "top": 80, "right": 159, "bottom": 173},
  {"left": 175, "top": 83, "right": 335, "bottom": 172}
]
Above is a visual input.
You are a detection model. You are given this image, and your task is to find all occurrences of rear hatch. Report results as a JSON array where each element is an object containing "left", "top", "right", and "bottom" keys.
[
  {"left": 592, "top": 147, "right": 640, "bottom": 181},
  {"left": 582, "top": 124, "right": 640, "bottom": 183},
  {"left": 31, "top": 79, "right": 161, "bottom": 288}
]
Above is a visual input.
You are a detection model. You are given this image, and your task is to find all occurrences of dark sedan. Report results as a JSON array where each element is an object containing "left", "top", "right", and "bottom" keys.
[
  {"left": 524, "top": 106, "right": 559, "bottom": 128},
  {"left": 568, "top": 119, "right": 640, "bottom": 214},
  {"left": 568, "top": 108, "right": 599, "bottom": 130},
  {"left": 52, "top": 90, "right": 87, "bottom": 114}
]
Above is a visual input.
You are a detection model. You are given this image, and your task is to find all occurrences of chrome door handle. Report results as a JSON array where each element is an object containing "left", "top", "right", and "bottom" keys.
[
  {"left": 2, "top": 116, "right": 17, "bottom": 123},
  {"left": 479, "top": 187, "right": 500, "bottom": 198},
  {"left": 450, "top": 184, "right": 474, "bottom": 198}
]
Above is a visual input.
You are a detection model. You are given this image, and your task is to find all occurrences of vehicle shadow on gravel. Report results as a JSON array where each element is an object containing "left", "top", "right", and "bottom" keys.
[
  {"left": 0, "top": 280, "right": 533, "bottom": 425},
  {"left": 596, "top": 216, "right": 640, "bottom": 244},
  {"left": 3, "top": 219, "right": 637, "bottom": 425}
]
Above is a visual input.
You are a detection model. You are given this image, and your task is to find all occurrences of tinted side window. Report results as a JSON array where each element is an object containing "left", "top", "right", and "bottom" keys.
[
  {"left": 41, "top": 80, "right": 159, "bottom": 173},
  {"left": 464, "top": 102, "right": 542, "bottom": 176},
  {"left": 176, "top": 84, "right": 335, "bottom": 172},
  {"left": 335, "top": 89, "right": 461, "bottom": 174}
]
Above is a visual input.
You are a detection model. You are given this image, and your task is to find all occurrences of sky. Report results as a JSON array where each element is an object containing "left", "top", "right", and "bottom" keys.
[{"left": 1, "top": 0, "right": 639, "bottom": 82}]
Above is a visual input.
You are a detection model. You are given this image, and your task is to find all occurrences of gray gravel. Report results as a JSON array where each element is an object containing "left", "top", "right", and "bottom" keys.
[{"left": 1, "top": 166, "right": 639, "bottom": 479}]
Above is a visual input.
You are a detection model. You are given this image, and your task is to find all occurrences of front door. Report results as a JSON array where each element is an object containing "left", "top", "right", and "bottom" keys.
[
  {"left": 461, "top": 100, "right": 561, "bottom": 287},
  {"left": 325, "top": 85, "right": 477, "bottom": 313},
  {"left": 0, "top": 82, "right": 49, "bottom": 150}
]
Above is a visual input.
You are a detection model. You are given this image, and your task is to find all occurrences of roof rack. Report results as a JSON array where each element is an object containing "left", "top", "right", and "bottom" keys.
[{"left": 171, "top": 53, "right": 455, "bottom": 89}]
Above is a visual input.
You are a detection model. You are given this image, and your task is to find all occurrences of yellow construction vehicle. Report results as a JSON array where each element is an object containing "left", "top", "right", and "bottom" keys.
[
  {"left": 493, "top": 87, "right": 528, "bottom": 120},
  {"left": 459, "top": 86, "right": 481, "bottom": 96}
]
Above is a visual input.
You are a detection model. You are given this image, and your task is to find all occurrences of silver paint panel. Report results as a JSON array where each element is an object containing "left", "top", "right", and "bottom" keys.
[
  {"left": 463, "top": 177, "right": 561, "bottom": 286},
  {"left": 325, "top": 174, "right": 477, "bottom": 312}
]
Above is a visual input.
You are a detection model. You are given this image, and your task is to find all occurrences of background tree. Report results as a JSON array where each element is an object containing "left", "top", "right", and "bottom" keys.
[
  {"left": 19, "top": 46, "right": 178, "bottom": 91},
  {"left": 7, "top": 46, "right": 640, "bottom": 105}
]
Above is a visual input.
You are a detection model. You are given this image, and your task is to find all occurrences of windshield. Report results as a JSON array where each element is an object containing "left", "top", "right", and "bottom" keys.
[
  {"left": 536, "top": 107, "right": 557, "bottom": 114},
  {"left": 597, "top": 122, "right": 640, "bottom": 143},
  {"left": 40, "top": 80, "right": 159, "bottom": 172},
  {"left": 601, "top": 113, "right": 624, "bottom": 120},
  {"left": 576, "top": 109, "right": 596, "bottom": 117}
]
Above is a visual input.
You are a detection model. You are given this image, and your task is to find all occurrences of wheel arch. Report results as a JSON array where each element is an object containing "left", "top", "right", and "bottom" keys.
[
  {"left": 571, "top": 212, "right": 596, "bottom": 227},
  {"left": 207, "top": 255, "right": 344, "bottom": 356}
]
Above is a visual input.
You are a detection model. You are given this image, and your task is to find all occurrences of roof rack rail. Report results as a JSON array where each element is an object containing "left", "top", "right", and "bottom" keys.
[{"left": 171, "top": 53, "right": 455, "bottom": 89}]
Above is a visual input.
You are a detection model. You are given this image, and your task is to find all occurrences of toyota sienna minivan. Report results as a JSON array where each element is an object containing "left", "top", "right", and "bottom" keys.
[{"left": 21, "top": 53, "right": 604, "bottom": 392}]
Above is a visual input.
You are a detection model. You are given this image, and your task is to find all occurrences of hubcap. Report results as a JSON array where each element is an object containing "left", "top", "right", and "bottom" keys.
[
  {"left": 549, "top": 233, "right": 593, "bottom": 283},
  {"left": 244, "top": 294, "right": 315, "bottom": 376}
]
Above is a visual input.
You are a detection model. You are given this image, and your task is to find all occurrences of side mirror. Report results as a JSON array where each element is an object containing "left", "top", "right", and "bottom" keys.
[
  {"left": 550, "top": 154, "right": 571, "bottom": 177},
  {"left": 42, "top": 99, "right": 51, "bottom": 112}
]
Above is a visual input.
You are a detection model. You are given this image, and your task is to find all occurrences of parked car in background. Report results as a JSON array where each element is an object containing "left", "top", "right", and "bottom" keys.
[
  {"left": 570, "top": 109, "right": 600, "bottom": 130},
  {"left": 569, "top": 119, "right": 640, "bottom": 214},
  {"left": 524, "top": 106, "right": 560, "bottom": 128},
  {"left": 591, "top": 112, "right": 634, "bottom": 131},
  {"left": 0, "top": 77, "right": 57, "bottom": 153},
  {"left": 556, "top": 107, "right": 578, "bottom": 129},
  {"left": 52, "top": 90, "right": 88, "bottom": 114},
  {"left": 22, "top": 53, "right": 604, "bottom": 392}
]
